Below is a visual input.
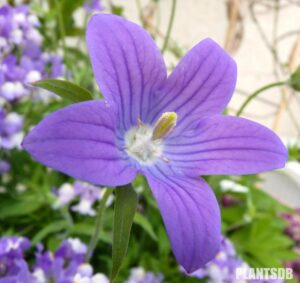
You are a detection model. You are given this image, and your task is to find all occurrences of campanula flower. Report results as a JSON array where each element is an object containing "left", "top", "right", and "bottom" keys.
[{"left": 23, "top": 14, "right": 287, "bottom": 272}]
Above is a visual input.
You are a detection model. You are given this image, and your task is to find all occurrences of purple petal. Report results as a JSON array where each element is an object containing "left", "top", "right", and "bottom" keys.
[
  {"left": 22, "top": 101, "right": 136, "bottom": 186},
  {"left": 86, "top": 14, "right": 167, "bottom": 131},
  {"left": 145, "top": 167, "right": 221, "bottom": 273},
  {"left": 149, "top": 38, "right": 237, "bottom": 132},
  {"left": 164, "top": 115, "right": 287, "bottom": 176}
]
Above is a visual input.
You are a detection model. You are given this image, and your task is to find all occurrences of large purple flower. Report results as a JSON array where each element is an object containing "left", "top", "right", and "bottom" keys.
[{"left": 23, "top": 14, "right": 287, "bottom": 272}]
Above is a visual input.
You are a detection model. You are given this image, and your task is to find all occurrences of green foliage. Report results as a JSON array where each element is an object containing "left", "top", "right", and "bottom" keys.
[
  {"left": 290, "top": 65, "right": 300, "bottom": 91},
  {"left": 32, "top": 79, "right": 93, "bottom": 103},
  {"left": 230, "top": 216, "right": 298, "bottom": 268},
  {"left": 111, "top": 185, "right": 138, "bottom": 283}
]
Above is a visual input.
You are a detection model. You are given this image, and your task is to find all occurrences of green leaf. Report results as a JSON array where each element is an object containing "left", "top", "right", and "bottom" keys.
[
  {"left": 0, "top": 194, "right": 44, "bottom": 218},
  {"left": 111, "top": 185, "right": 138, "bottom": 283},
  {"left": 134, "top": 212, "right": 157, "bottom": 241},
  {"left": 32, "top": 79, "right": 93, "bottom": 102},
  {"left": 111, "top": 5, "right": 124, "bottom": 16},
  {"left": 32, "top": 220, "right": 68, "bottom": 245},
  {"left": 71, "top": 223, "right": 112, "bottom": 244},
  {"left": 290, "top": 65, "right": 300, "bottom": 91}
]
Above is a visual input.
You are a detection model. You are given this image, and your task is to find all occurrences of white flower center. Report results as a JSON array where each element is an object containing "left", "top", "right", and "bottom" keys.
[
  {"left": 125, "top": 124, "right": 163, "bottom": 165},
  {"left": 124, "top": 112, "right": 177, "bottom": 166}
]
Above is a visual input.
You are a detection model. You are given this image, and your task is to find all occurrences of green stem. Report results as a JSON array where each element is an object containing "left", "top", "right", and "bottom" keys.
[
  {"left": 55, "top": 0, "right": 67, "bottom": 55},
  {"left": 236, "top": 81, "right": 286, "bottom": 116},
  {"left": 86, "top": 188, "right": 113, "bottom": 261},
  {"left": 162, "top": 0, "right": 177, "bottom": 54}
]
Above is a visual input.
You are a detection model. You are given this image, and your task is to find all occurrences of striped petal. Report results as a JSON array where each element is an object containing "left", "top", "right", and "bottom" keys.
[
  {"left": 164, "top": 115, "right": 287, "bottom": 176},
  {"left": 22, "top": 101, "right": 136, "bottom": 186},
  {"left": 149, "top": 38, "right": 237, "bottom": 133},
  {"left": 86, "top": 14, "right": 167, "bottom": 132},
  {"left": 145, "top": 167, "right": 221, "bottom": 273}
]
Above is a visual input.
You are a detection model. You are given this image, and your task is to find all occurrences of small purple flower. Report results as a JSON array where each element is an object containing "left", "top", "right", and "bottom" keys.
[
  {"left": 0, "top": 160, "right": 10, "bottom": 175},
  {"left": 0, "top": 236, "right": 33, "bottom": 282},
  {"left": 0, "top": 107, "right": 23, "bottom": 172},
  {"left": 183, "top": 238, "right": 284, "bottom": 283},
  {"left": 53, "top": 181, "right": 112, "bottom": 216},
  {"left": 23, "top": 14, "right": 287, "bottom": 272},
  {"left": 0, "top": 4, "right": 64, "bottom": 102},
  {"left": 286, "top": 249, "right": 300, "bottom": 281},
  {"left": 33, "top": 238, "right": 88, "bottom": 282},
  {"left": 282, "top": 209, "right": 300, "bottom": 243},
  {"left": 0, "top": 106, "right": 23, "bottom": 150},
  {"left": 84, "top": 0, "right": 103, "bottom": 12},
  {"left": 125, "top": 267, "right": 163, "bottom": 283}
]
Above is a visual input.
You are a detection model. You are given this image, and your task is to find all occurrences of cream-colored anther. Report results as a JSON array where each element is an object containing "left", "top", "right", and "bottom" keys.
[{"left": 152, "top": 112, "right": 177, "bottom": 140}]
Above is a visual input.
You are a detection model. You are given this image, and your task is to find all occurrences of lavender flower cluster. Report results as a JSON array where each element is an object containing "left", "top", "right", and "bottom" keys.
[
  {"left": 0, "top": 4, "right": 63, "bottom": 102},
  {"left": 282, "top": 208, "right": 300, "bottom": 244},
  {"left": 125, "top": 268, "right": 163, "bottom": 283},
  {"left": 0, "top": 236, "right": 109, "bottom": 282},
  {"left": 53, "top": 181, "right": 113, "bottom": 216},
  {"left": 184, "top": 238, "right": 284, "bottom": 283},
  {"left": 0, "top": 236, "right": 162, "bottom": 283},
  {"left": 0, "top": 106, "right": 23, "bottom": 174}
]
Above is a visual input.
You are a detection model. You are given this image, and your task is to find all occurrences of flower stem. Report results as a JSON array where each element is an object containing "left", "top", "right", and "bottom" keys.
[
  {"left": 55, "top": 0, "right": 67, "bottom": 55},
  {"left": 86, "top": 187, "right": 113, "bottom": 261},
  {"left": 236, "top": 81, "right": 286, "bottom": 116},
  {"left": 162, "top": 0, "right": 177, "bottom": 54}
]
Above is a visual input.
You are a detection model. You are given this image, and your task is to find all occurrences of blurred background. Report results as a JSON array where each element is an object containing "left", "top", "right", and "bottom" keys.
[{"left": 0, "top": 0, "right": 300, "bottom": 282}]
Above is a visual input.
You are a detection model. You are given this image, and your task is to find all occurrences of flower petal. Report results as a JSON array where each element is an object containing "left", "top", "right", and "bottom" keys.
[
  {"left": 86, "top": 14, "right": 167, "bottom": 131},
  {"left": 145, "top": 167, "right": 221, "bottom": 273},
  {"left": 149, "top": 38, "right": 237, "bottom": 132},
  {"left": 22, "top": 101, "right": 136, "bottom": 186},
  {"left": 164, "top": 115, "right": 287, "bottom": 176}
]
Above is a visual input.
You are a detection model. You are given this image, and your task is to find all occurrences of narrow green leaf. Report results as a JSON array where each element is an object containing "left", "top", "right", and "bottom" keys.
[
  {"left": 71, "top": 223, "right": 112, "bottom": 244},
  {"left": 32, "top": 79, "right": 93, "bottom": 102},
  {"left": 0, "top": 194, "right": 44, "bottom": 218},
  {"left": 32, "top": 220, "right": 68, "bottom": 245},
  {"left": 111, "top": 185, "right": 138, "bottom": 283},
  {"left": 134, "top": 212, "right": 157, "bottom": 241},
  {"left": 290, "top": 65, "right": 300, "bottom": 91}
]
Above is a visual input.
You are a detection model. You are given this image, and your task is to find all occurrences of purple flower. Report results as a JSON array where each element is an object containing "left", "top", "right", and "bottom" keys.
[
  {"left": 0, "top": 160, "right": 10, "bottom": 175},
  {"left": 22, "top": 14, "right": 287, "bottom": 272},
  {"left": 53, "top": 181, "right": 112, "bottom": 216},
  {"left": 0, "top": 107, "right": 23, "bottom": 173},
  {"left": 84, "top": 0, "right": 103, "bottom": 12},
  {"left": 0, "top": 106, "right": 23, "bottom": 150},
  {"left": 125, "top": 267, "right": 163, "bottom": 283},
  {"left": 0, "top": 4, "right": 64, "bottom": 102},
  {"left": 33, "top": 238, "right": 88, "bottom": 282},
  {"left": 0, "top": 236, "right": 34, "bottom": 282},
  {"left": 281, "top": 209, "right": 300, "bottom": 243},
  {"left": 286, "top": 249, "right": 300, "bottom": 281},
  {"left": 183, "top": 238, "right": 284, "bottom": 283},
  {"left": 0, "top": 236, "right": 109, "bottom": 282}
]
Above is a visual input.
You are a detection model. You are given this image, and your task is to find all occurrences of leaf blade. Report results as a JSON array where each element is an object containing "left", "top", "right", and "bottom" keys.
[
  {"left": 32, "top": 79, "right": 93, "bottom": 102},
  {"left": 134, "top": 212, "right": 157, "bottom": 241},
  {"left": 111, "top": 185, "right": 138, "bottom": 283}
]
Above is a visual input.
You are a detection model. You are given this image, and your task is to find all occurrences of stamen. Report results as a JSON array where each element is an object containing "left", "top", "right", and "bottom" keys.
[
  {"left": 124, "top": 114, "right": 177, "bottom": 165},
  {"left": 152, "top": 112, "right": 177, "bottom": 140}
]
